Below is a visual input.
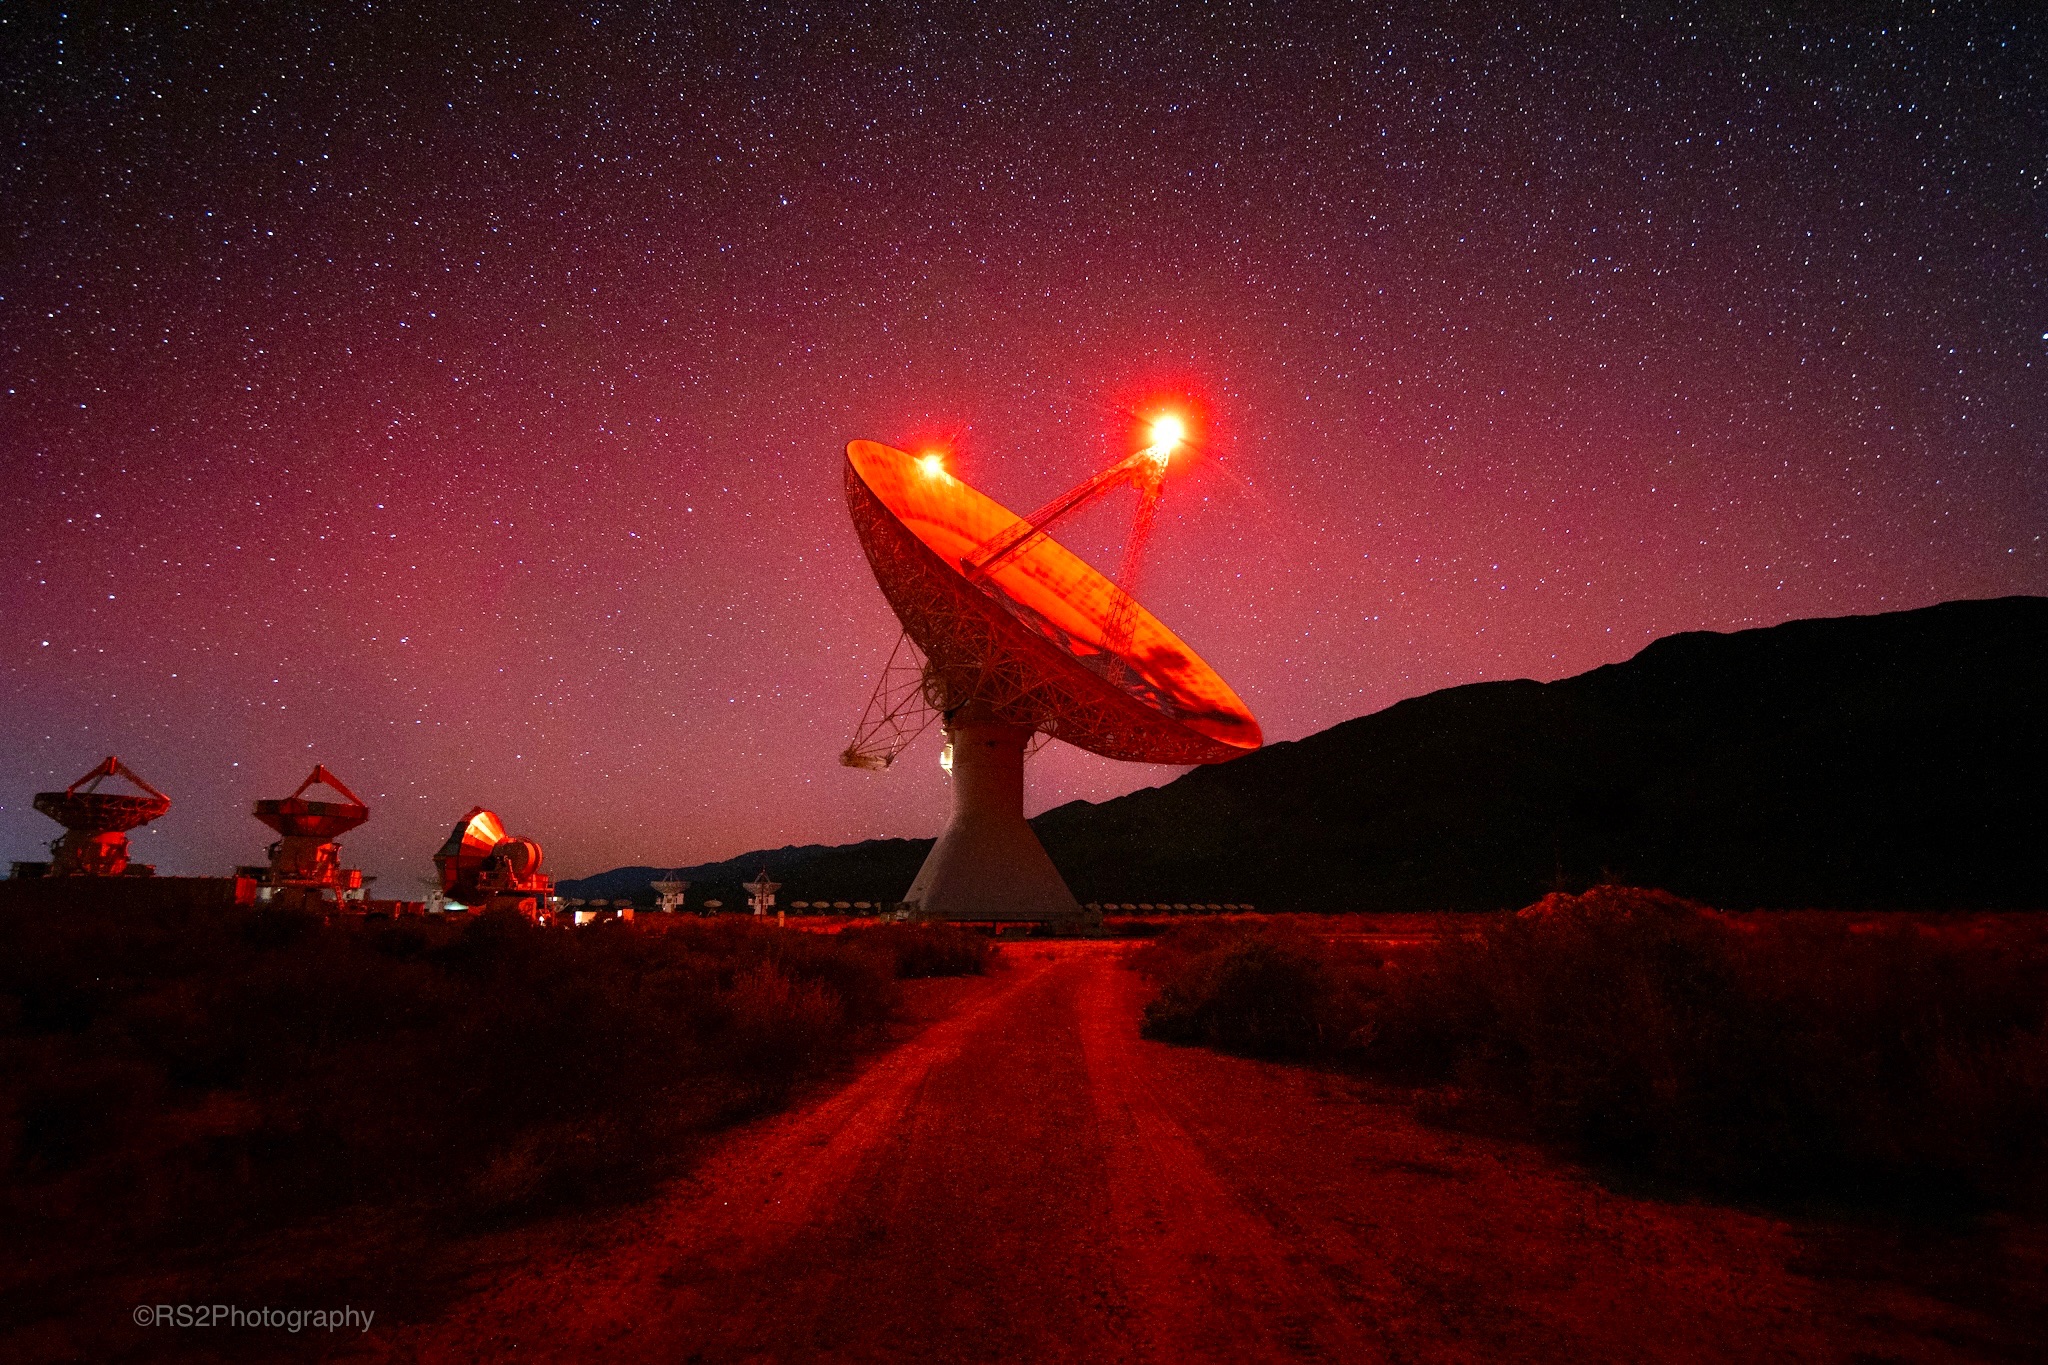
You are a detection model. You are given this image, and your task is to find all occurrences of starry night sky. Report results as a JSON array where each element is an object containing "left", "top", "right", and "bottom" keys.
[{"left": 3, "top": 3, "right": 2042, "bottom": 888}]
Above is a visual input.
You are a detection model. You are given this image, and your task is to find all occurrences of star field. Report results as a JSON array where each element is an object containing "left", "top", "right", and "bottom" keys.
[{"left": 3, "top": 3, "right": 2042, "bottom": 885}]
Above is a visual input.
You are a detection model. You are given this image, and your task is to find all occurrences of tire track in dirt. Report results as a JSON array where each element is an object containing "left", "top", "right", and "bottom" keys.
[
  {"left": 1076, "top": 960, "right": 1388, "bottom": 1363},
  {"left": 368, "top": 947, "right": 1077, "bottom": 1363},
  {"left": 1080, "top": 950, "right": 1817, "bottom": 1362}
]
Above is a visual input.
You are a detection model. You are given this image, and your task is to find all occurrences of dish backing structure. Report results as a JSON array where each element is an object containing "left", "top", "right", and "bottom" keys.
[
  {"left": 842, "top": 433, "right": 1261, "bottom": 923},
  {"left": 27, "top": 756, "right": 172, "bottom": 877}
]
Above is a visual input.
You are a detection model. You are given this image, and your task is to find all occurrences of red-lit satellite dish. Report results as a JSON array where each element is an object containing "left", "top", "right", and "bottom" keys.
[
  {"left": 32, "top": 756, "right": 172, "bottom": 877},
  {"left": 432, "top": 806, "right": 553, "bottom": 915},
  {"left": 254, "top": 764, "right": 370, "bottom": 842},
  {"left": 843, "top": 436, "right": 1261, "bottom": 922},
  {"left": 845, "top": 441, "right": 1261, "bottom": 762},
  {"left": 434, "top": 807, "right": 509, "bottom": 899}
]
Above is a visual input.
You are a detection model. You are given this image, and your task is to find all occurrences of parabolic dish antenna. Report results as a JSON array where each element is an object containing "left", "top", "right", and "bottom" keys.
[{"left": 843, "top": 431, "right": 1261, "bottom": 922}]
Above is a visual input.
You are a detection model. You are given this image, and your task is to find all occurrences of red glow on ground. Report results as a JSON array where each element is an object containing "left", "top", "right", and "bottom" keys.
[{"left": 367, "top": 940, "right": 2025, "bottom": 1361}]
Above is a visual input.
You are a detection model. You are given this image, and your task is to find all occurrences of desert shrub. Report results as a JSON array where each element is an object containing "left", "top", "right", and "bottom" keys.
[
  {"left": 1141, "top": 929, "right": 1328, "bottom": 1054},
  {"left": 840, "top": 921, "right": 996, "bottom": 978},
  {"left": 1127, "top": 920, "right": 1245, "bottom": 982},
  {"left": 0, "top": 904, "right": 920, "bottom": 1282},
  {"left": 1136, "top": 889, "right": 2048, "bottom": 1207},
  {"left": 1138, "top": 924, "right": 1381, "bottom": 1056},
  {"left": 718, "top": 961, "right": 847, "bottom": 1080}
]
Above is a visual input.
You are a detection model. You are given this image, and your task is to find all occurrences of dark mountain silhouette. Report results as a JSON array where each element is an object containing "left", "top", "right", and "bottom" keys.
[
  {"left": 560, "top": 840, "right": 932, "bottom": 913},
  {"left": 565, "top": 597, "right": 2046, "bottom": 912}
]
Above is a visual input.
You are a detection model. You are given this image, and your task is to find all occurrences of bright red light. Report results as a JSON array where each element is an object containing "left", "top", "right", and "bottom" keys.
[
  {"left": 1112, "top": 383, "right": 1214, "bottom": 468},
  {"left": 1148, "top": 414, "right": 1187, "bottom": 454}
]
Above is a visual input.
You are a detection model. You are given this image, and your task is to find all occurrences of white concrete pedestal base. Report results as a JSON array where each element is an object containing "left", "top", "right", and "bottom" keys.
[{"left": 904, "top": 721, "right": 1088, "bottom": 924}]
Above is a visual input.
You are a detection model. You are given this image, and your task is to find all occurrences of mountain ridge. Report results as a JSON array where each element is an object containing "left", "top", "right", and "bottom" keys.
[{"left": 563, "top": 596, "right": 2047, "bottom": 911}]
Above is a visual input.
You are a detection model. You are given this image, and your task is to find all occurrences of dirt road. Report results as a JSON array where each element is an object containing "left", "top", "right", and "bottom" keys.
[{"left": 375, "top": 941, "right": 2038, "bottom": 1363}]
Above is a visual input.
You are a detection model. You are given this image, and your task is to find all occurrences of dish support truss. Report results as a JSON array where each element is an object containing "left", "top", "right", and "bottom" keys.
[
  {"left": 841, "top": 631, "right": 1052, "bottom": 771},
  {"left": 841, "top": 632, "right": 943, "bottom": 770}
]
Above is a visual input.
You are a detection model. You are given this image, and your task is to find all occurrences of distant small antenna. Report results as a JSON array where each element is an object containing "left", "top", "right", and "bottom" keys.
[
  {"left": 743, "top": 869, "right": 781, "bottom": 917},
  {"left": 650, "top": 872, "right": 690, "bottom": 913}
]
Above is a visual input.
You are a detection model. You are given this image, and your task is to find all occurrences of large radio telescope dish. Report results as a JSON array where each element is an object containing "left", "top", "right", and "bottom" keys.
[{"left": 843, "top": 437, "right": 1261, "bottom": 923}]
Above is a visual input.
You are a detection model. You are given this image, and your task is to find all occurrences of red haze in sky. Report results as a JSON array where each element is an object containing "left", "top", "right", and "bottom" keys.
[{"left": 3, "top": 6, "right": 2041, "bottom": 884}]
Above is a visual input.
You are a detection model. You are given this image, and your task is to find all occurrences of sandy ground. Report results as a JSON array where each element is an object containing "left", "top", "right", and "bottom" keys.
[{"left": 334, "top": 940, "right": 2043, "bottom": 1364}]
